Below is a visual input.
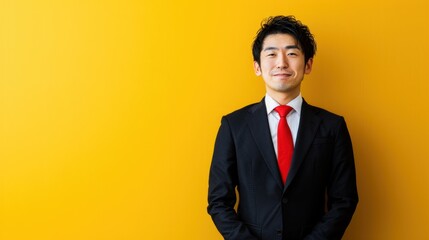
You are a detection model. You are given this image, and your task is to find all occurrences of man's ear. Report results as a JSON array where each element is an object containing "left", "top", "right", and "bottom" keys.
[
  {"left": 254, "top": 61, "right": 262, "bottom": 76},
  {"left": 304, "top": 58, "right": 313, "bottom": 74}
]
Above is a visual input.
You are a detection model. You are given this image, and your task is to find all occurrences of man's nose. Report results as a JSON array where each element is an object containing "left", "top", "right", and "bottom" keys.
[{"left": 276, "top": 53, "right": 289, "bottom": 68}]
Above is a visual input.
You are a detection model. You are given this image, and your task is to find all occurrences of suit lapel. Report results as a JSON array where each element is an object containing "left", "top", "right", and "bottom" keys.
[
  {"left": 248, "top": 99, "right": 284, "bottom": 190},
  {"left": 284, "top": 100, "right": 321, "bottom": 191}
]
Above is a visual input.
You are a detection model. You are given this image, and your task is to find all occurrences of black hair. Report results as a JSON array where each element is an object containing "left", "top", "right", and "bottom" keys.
[{"left": 252, "top": 15, "right": 317, "bottom": 64}]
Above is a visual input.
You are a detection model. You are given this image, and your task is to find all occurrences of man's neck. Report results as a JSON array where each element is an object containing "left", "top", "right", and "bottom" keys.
[{"left": 267, "top": 90, "right": 300, "bottom": 105}]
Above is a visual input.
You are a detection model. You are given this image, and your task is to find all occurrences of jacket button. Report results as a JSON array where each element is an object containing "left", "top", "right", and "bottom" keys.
[
  {"left": 282, "top": 197, "right": 288, "bottom": 204},
  {"left": 277, "top": 230, "right": 282, "bottom": 235}
]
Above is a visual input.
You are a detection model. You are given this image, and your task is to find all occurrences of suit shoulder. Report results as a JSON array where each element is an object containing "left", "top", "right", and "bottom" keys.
[
  {"left": 222, "top": 102, "right": 261, "bottom": 122},
  {"left": 306, "top": 103, "right": 345, "bottom": 123}
]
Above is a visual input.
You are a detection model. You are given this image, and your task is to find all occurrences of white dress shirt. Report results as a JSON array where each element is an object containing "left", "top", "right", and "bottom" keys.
[{"left": 265, "top": 93, "right": 303, "bottom": 158}]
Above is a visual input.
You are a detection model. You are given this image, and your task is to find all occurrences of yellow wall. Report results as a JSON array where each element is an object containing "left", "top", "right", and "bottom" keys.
[{"left": 1, "top": 0, "right": 428, "bottom": 239}]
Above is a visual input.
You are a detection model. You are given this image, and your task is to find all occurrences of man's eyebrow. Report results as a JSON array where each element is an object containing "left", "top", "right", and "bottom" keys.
[
  {"left": 263, "top": 47, "right": 279, "bottom": 51},
  {"left": 263, "top": 45, "right": 300, "bottom": 51},
  {"left": 285, "top": 45, "right": 300, "bottom": 50}
]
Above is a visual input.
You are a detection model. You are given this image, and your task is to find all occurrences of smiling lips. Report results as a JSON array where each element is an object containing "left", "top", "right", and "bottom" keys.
[{"left": 272, "top": 72, "right": 293, "bottom": 78}]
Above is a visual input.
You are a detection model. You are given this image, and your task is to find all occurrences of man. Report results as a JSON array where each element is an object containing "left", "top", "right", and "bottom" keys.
[{"left": 207, "top": 16, "right": 358, "bottom": 240}]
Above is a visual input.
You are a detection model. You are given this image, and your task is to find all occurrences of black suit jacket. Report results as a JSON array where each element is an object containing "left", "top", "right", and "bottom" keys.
[{"left": 208, "top": 98, "right": 358, "bottom": 240}]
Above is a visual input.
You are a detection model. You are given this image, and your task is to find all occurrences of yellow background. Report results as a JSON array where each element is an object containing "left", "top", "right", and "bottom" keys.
[{"left": 1, "top": 0, "right": 428, "bottom": 239}]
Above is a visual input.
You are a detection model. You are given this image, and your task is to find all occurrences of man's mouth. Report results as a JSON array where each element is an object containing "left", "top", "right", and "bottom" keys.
[{"left": 273, "top": 72, "right": 293, "bottom": 77}]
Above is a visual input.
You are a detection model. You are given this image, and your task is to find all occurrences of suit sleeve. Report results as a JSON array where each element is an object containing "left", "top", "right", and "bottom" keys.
[
  {"left": 207, "top": 117, "right": 258, "bottom": 240},
  {"left": 304, "top": 117, "right": 359, "bottom": 240}
]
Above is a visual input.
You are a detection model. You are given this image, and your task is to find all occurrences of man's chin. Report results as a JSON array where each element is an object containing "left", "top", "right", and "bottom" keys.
[
  {"left": 267, "top": 84, "right": 301, "bottom": 95},
  {"left": 272, "top": 85, "right": 292, "bottom": 92}
]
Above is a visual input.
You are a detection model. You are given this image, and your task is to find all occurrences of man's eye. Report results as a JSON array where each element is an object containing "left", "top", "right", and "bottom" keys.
[
  {"left": 288, "top": 53, "right": 297, "bottom": 56},
  {"left": 267, "top": 53, "right": 276, "bottom": 57}
]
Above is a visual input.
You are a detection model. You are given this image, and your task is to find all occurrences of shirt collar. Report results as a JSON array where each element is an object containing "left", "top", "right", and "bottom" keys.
[{"left": 265, "top": 93, "right": 303, "bottom": 116}]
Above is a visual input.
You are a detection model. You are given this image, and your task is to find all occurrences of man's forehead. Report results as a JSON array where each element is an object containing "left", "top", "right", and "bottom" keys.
[{"left": 262, "top": 33, "right": 301, "bottom": 50}]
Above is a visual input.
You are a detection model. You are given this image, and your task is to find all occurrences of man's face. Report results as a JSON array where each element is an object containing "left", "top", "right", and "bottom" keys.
[{"left": 254, "top": 33, "right": 313, "bottom": 98}]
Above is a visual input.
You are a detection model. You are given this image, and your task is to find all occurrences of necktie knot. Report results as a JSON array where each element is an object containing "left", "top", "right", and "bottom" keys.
[{"left": 275, "top": 105, "right": 293, "bottom": 118}]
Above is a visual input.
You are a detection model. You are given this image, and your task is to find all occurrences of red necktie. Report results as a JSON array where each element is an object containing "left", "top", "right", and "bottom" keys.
[{"left": 275, "top": 105, "right": 294, "bottom": 184}]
